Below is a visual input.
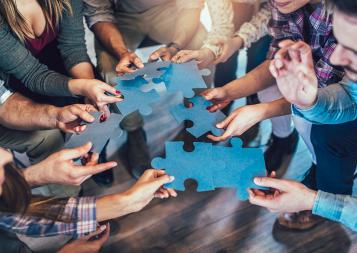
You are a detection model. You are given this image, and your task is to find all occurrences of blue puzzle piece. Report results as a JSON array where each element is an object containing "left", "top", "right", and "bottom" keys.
[
  {"left": 65, "top": 112, "right": 123, "bottom": 154},
  {"left": 119, "top": 61, "right": 171, "bottom": 80},
  {"left": 152, "top": 61, "right": 207, "bottom": 98},
  {"left": 151, "top": 141, "right": 225, "bottom": 192},
  {"left": 170, "top": 96, "right": 226, "bottom": 138},
  {"left": 212, "top": 138, "right": 267, "bottom": 200},
  {"left": 113, "top": 76, "right": 161, "bottom": 116}
]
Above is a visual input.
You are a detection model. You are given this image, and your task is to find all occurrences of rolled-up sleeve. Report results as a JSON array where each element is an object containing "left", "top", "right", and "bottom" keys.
[
  {"left": 83, "top": 0, "right": 116, "bottom": 28},
  {"left": 0, "top": 80, "right": 13, "bottom": 105}
]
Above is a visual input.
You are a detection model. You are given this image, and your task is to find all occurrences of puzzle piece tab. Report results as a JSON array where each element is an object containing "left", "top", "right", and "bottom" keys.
[
  {"left": 119, "top": 61, "right": 171, "bottom": 80},
  {"left": 212, "top": 138, "right": 267, "bottom": 200},
  {"left": 152, "top": 61, "right": 208, "bottom": 98},
  {"left": 113, "top": 76, "right": 161, "bottom": 116},
  {"left": 65, "top": 112, "right": 123, "bottom": 154},
  {"left": 152, "top": 141, "right": 225, "bottom": 192},
  {"left": 170, "top": 96, "right": 226, "bottom": 138}
]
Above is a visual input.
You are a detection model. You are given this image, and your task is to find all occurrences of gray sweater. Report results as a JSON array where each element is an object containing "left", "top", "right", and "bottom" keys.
[{"left": 0, "top": 0, "right": 90, "bottom": 98}]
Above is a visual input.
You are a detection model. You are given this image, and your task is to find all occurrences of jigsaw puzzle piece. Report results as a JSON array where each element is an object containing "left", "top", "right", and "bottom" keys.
[
  {"left": 152, "top": 61, "right": 207, "bottom": 98},
  {"left": 170, "top": 96, "right": 226, "bottom": 138},
  {"left": 119, "top": 61, "right": 171, "bottom": 80},
  {"left": 65, "top": 112, "right": 123, "bottom": 154},
  {"left": 212, "top": 138, "right": 267, "bottom": 200},
  {"left": 113, "top": 76, "right": 161, "bottom": 116},
  {"left": 152, "top": 141, "right": 225, "bottom": 192}
]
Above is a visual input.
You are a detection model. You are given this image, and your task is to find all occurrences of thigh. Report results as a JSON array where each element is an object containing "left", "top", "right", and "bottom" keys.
[
  {"left": 311, "top": 119, "right": 357, "bottom": 194},
  {"left": 0, "top": 126, "right": 65, "bottom": 163}
]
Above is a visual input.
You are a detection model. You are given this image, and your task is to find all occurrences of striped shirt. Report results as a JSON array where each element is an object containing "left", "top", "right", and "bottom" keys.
[
  {"left": 268, "top": 2, "right": 344, "bottom": 87},
  {"left": 0, "top": 197, "right": 97, "bottom": 239}
]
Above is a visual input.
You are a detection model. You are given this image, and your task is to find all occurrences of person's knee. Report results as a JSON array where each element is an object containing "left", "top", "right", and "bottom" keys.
[{"left": 27, "top": 129, "right": 65, "bottom": 163}]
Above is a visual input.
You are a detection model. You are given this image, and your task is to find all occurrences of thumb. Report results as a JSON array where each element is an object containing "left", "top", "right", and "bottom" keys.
[
  {"left": 61, "top": 142, "right": 93, "bottom": 160},
  {"left": 152, "top": 174, "right": 174, "bottom": 189},
  {"left": 253, "top": 177, "right": 290, "bottom": 191}
]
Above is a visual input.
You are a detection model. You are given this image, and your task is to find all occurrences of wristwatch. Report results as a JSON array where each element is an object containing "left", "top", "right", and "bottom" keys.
[{"left": 166, "top": 42, "right": 182, "bottom": 52}]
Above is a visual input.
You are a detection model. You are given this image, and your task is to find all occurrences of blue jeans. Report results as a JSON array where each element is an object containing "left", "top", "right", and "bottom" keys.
[{"left": 303, "top": 119, "right": 357, "bottom": 194}]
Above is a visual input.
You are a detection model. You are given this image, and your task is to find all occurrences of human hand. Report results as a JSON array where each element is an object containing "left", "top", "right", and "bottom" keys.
[
  {"left": 57, "top": 224, "right": 110, "bottom": 253},
  {"left": 172, "top": 48, "right": 215, "bottom": 68},
  {"left": 207, "top": 104, "right": 265, "bottom": 142},
  {"left": 270, "top": 40, "right": 318, "bottom": 109},
  {"left": 149, "top": 46, "right": 179, "bottom": 62},
  {"left": 55, "top": 104, "right": 97, "bottom": 134},
  {"left": 118, "top": 170, "right": 177, "bottom": 215},
  {"left": 212, "top": 36, "right": 244, "bottom": 64},
  {"left": 248, "top": 176, "right": 317, "bottom": 213},
  {"left": 201, "top": 87, "right": 232, "bottom": 112},
  {"left": 69, "top": 79, "right": 123, "bottom": 112},
  {"left": 25, "top": 142, "right": 117, "bottom": 186},
  {"left": 116, "top": 51, "right": 144, "bottom": 76}
]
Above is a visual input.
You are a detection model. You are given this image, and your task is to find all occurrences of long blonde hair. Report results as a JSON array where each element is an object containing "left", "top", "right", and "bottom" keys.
[{"left": 0, "top": 0, "right": 72, "bottom": 41}]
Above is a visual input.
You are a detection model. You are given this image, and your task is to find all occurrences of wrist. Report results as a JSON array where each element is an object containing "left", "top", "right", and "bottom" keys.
[
  {"left": 232, "top": 36, "right": 244, "bottom": 50},
  {"left": 23, "top": 165, "right": 47, "bottom": 186},
  {"left": 305, "top": 189, "right": 317, "bottom": 211},
  {"left": 48, "top": 106, "right": 62, "bottom": 129},
  {"left": 68, "top": 79, "right": 84, "bottom": 96}
]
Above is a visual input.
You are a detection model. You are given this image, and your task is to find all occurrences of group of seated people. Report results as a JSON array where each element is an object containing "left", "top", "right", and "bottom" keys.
[{"left": 0, "top": 0, "right": 356, "bottom": 252}]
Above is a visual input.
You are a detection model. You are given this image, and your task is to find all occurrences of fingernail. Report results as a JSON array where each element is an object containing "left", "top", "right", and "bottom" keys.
[
  {"left": 112, "top": 162, "right": 118, "bottom": 166},
  {"left": 116, "top": 90, "right": 121, "bottom": 95},
  {"left": 100, "top": 225, "right": 106, "bottom": 231},
  {"left": 253, "top": 178, "right": 260, "bottom": 184},
  {"left": 169, "top": 176, "right": 175, "bottom": 182}
]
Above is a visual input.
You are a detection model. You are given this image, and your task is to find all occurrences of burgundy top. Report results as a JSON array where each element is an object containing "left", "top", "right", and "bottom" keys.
[{"left": 25, "top": 26, "right": 57, "bottom": 55}]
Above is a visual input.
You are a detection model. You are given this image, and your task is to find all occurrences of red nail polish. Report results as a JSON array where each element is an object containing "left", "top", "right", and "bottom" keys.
[{"left": 116, "top": 90, "right": 121, "bottom": 95}]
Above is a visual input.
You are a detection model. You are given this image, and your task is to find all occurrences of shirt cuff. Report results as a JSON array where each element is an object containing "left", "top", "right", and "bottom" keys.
[
  {"left": 312, "top": 190, "right": 344, "bottom": 222},
  {"left": 201, "top": 44, "right": 221, "bottom": 58},
  {"left": 292, "top": 89, "right": 329, "bottom": 122},
  {"left": 0, "top": 90, "right": 13, "bottom": 105},
  {"left": 75, "top": 197, "right": 98, "bottom": 238}
]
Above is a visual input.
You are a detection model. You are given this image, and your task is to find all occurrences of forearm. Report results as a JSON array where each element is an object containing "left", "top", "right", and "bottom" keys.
[
  {"left": 224, "top": 60, "right": 275, "bottom": 99},
  {"left": 172, "top": 9, "right": 201, "bottom": 48},
  {"left": 69, "top": 62, "right": 95, "bottom": 79},
  {"left": 0, "top": 93, "right": 58, "bottom": 131},
  {"left": 259, "top": 98, "right": 291, "bottom": 121},
  {"left": 96, "top": 193, "right": 134, "bottom": 221},
  {"left": 92, "top": 22, "right": 128, "bottom": 59}
]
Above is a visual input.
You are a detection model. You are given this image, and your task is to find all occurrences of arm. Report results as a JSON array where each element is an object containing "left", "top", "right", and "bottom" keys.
[
  {"left": 0, "top": 92, "right": 96, "bottom": 132},
  {"left": 0, "top": 16, "right": 71, "bottom": 97},
  {"left": 224, "top": 60, "right": 275, "bottom": 99},
  {"left": 294, "top": 82, "right": 357, "bottom": 124},
  {"left": 148, "top": 0, "right": 204, "bottom": 61},
  {"left": 313, "top": 191, "right": 357, "bottom": 232},
  {"left": 201, "top": 0, "right": 234, "bottom": 57},
  {"left": 1, "top": 170, "right": 176, "bottom": 238},
  {"left": 57, "top": 0, "right": 91, "bottom": 72}
]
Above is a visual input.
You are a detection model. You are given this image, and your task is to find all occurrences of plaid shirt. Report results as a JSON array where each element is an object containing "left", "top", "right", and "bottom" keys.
[
  {"left": 268, "top": 2, "right": 344, "bottom": 87},
  {"left": 0, "top": 197, "right": 97, "bottom": 239}
]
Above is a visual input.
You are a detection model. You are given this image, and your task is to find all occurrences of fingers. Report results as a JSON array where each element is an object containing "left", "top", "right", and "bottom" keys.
[
  {"left": 153, "top": 173, "right": 175, "bottom": 189},
  {"left": 132, "top": 56, "right": 144, "bottom": 69},
  {"left": 81, "top": 224, "right": 108, "bottom": 241},
  {"left": 216, "top": 111, "right": 237, "bottom": 129},
  {"left": 207, "top": 129, "right": 232, "bottom": 142},
  {"left": 172, "top": 50, "right": 198, "bottom": 63},
  {"left": 248, "top": 189, "right": 277, "bottom": 209},
  {"left": 75, "top": 160, "right": 118, "bottom": 177},
  {"left": 202, "top": 88, "right": 220, "bottom": 101},
  {"left": 70, "top": 105, "right": 95, "bottom": 123},
  {"left": 60, "top": 142, "right": 93, "bottom": 160},
  {"left": 253, "top": 177, "right": 290, "bottom": 191},
  {"left": 149, "top": 48, "right": 163, "bottom": 62},
  {"left": 96, "top": 223, "right": 110, "bottom": 245}
]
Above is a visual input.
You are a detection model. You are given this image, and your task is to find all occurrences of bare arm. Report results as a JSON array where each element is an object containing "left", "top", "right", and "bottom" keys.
[
  {"left": 0, "top": 93, "right": 59, "bottom": 130},
  {"left": 69, "top": 62, "right": 95, "bottom": 79},
  {"left": 92, "top": 22, "right": 128, "bottom": 60},
  {"left": 224, "top": 60, "right": 276, "bottom": 99}
]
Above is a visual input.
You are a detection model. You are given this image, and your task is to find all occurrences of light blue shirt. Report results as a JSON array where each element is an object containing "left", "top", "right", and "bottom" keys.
[
  {"left": 293, "top": 79, "right": 357, "bottom": 231},
  {"left": 293, "top": 80, "right": 357, "bottom": 124}
]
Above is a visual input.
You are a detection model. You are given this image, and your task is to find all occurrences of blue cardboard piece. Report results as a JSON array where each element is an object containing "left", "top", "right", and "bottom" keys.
[
  {"left": 152, "top": 61, "right": 207, "bottom": 98},
  {"left": 119, "top": 61, "right": 171, "bottom": 80},
  {"left": 170, "top": 96, "right": 226, "bottom": 138},
  {"left": 64, "top": 112, "right": 123, "bottom": 154},
  {"left": 212, "top": 138, "right": 267, "bottom": 200},
  {"left": 113, "top": 76, "right": 161, "bottom": 116},
  {"left": 151, "top": 141, "right": 225, "bottom": 192}
]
